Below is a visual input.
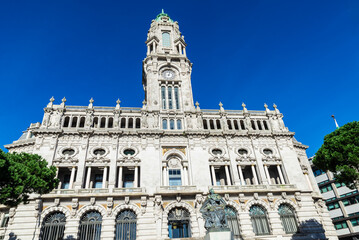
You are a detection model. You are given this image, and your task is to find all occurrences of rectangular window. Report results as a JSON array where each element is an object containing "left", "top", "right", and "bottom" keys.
[
  {"left": 161, "top": 86, "right": 166, "bottom": 109},
  {"left": 169, "top": 169, "right": 181, "bottom": 186},
  {"left": 162, "top": 32, "right": 171, "bottom": 47},
  {"left": 334, "top": 221, "right": 348, "bottom": 230},
  {"left": 124, "top": 172, "right": 134, "bottom": 188},
  {"left": 174, "top": 87, "right": 180, "bottom": 109},
  {"left": 61, "top": 174, "right": 71, "bottom": 189},
  {"left": 94, "top": 174, "right": 103, "bottom": 188},
  {"left": 351, "top": 218, "right": 359, "bottom": 226},
  {"left": 168, "top": 86, "right": 173, "bottom": 109}
]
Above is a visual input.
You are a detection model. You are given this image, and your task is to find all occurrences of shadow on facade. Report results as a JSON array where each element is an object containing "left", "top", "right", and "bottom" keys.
[{"left": 291, "top": 219, "right": 327, "bottom": 240}]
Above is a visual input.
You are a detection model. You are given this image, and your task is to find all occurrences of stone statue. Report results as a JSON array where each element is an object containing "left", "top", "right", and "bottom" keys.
[{"left": 200, "top": 189, "right": 229, "bottom": 231}]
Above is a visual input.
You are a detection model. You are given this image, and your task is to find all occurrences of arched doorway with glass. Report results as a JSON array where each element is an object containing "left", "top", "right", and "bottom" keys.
[
  {"left": 39, "top": 211, "right": 66, "bottom": 240},
  {"left": 278, "top": 204, "right": 298, "bottom": 234},
  {"left": 168, "top": 208, "right": 191, "bottom": 239},
  {"left": 78, "top": 211, "right": 102, "bottom": 240},
  {"left": 225, "top": 206, "right": 241, "bottom": 238},
  {"left": 115, "top": 210, "right": 137, "bottom": 240}
]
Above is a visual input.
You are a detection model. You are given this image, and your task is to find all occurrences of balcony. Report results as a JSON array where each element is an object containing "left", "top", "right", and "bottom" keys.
[
  {"left": 157, "top": 185, "right": 198, "bottom": 194},
  {"left": 113, "top": 187, "right": 145, "bottom": 193},
  {"left": 210, "top": 184, "right": 296, "bottom": 192}
]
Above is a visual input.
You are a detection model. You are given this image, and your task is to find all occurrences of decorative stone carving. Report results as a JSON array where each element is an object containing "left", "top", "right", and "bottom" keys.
[
  {"left": 71, "top": 198, "right": 79, "bottom": 216},
  {"left": 54, "top": 198, "right": 60, "bottom": 207},
  {"left": 107, "top": 197, "right": 113, "bottom": 216},
  {"left": 125, "top": 196, "right": 130, "bottom": 204},
  {"left": 90, "top": 197, "right": 96, "bottom": 205}
]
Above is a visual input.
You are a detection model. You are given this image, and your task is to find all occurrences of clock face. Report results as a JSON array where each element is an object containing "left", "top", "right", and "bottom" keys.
[{"left": 162, "top": 70, "right": 175, "bottom": 80}]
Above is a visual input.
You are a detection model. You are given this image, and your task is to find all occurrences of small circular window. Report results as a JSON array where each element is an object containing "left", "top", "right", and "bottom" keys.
[
  {"left": 124, "top": 148, "right": 136, "bottom": 156},
  {"left": 212, "top": 149, "right": 222, "bottom": 156},
  {"left": 62, "top": 148, "right": 75, "bottom": 156},
  {"left": 93, "top": 148, "right": 106, "bottom": 156},
  {"left": 238, "top": 149, "right": 248, "bottom": 155},
  {"left": 263, "top": 148, "right": 273, "bottom": 155}
]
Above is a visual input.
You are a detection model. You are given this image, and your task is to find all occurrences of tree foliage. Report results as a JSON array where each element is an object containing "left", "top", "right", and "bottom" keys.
[
  {"left": 313, "top": 121, "right": 359, "bottom": 189},
  {"left": 0, "top": 149, "right": 59, "bottom": 207}
]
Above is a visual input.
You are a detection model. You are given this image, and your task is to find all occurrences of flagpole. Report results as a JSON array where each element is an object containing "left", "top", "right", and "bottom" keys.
[{"left": 331, "top": 115, "right": 339, "bottom": 129}]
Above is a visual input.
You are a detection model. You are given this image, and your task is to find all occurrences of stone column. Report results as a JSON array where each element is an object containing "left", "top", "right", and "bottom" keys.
[
  {"left": 211, "top": 165, "right": 217, "bottom": 186},
  {"left": 118, "top": 166, "right": 123, "bottom": 188},
  {"left": 183, "top": 47, "right": 186, "bottom": 57},
  {"left": 304, "top": 173, "right": 313, "bottom": 190},
  {"left": 102, "top": 166, "right": 108, "bottom": 188},
  {"left": 85, "top": 166, "right": 91, "bottom": 189},
  {"left": 238, "top": 165, "right": 245, "bottom": 185},
  {"left": 264, "top": 165, "right": 270, "bottom": 184},
  {"left": 134, "top": 166, "right": 138, "bottom": 188},
  {"left": 69, "top": 167, "right": 76, "bottom": 189},
  {"left": 251, "top": 165, "right": 259, "bottom": 185},
  {"left": 163, "top": 166, "right": 167, "bottom": 186},
  {"left": 277, "top": 165, "right": 285, "bottom": 184},
  {"left": 147, "top": 45, "right": 150, "bottom": 55},
  {"left": 225, "top": 165, "right": 231, "bottom": 185},
  {"left": 183, "top": 167, "right": 188, "bottom": 185}
]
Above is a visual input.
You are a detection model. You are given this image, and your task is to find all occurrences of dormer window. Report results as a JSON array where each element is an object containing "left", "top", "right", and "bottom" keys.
[{"left": 162, "top": 32, "right": 171, "bottom": 47}]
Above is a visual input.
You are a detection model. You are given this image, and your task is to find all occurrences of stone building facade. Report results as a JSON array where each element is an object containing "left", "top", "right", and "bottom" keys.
[{"left": 2, "top": 11, "right": 338, "bottom": 240}]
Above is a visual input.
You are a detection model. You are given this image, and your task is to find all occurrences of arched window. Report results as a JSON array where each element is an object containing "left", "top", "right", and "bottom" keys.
[
  {"left": 168, "top": 86, "right": 173, "bottom": 109},
  {"left": 40, "top": 212, "right": 66, "bottom": 240},
  {"left": 168, "top": 208, "right": 191, "bottom": 239},
  {"left": 263, "top": 121, "right": 269, "bottom": 130},
  {"left": 170, "top": 119, "right": 175, "bottom": 130},
  {"left": 108, "top": 117, "right": 114, "bottom": 128},
  {"left": 257, "top": 120, "right": 262, "bottom": 130},
  {"left": 63, "top": 116, "right": 70, "bottom": 127},
  {"left": 216, "top": 120, "right": 221, "bottom": 129},
  {"left": 135, "top": 118, "right": 141, "bottom": 128},
  {"left": 163, "top": 119, "right": 168, "bottom": 130},
  {"left": 161, "top": 86, "right": 166, "bottom": 109},
  {"left": 233, "top": 120, "right": 239, "bottom": 130},
  {"left": 79, "top": 117, "right": 85, "bottom": 128},
  {"left": 115, "top": 210, "right": 137, "bottom": 240},
  {"left": 128, "top": 118, "right": 133, "bottom": 128},
  {"left": 162, "top": 32, "right": 171, "bottom": 47},
  {"left": 240, "top": 120, "right": 245, "bottom": 130},
  {"left": 93, "top": 117, "right": 99, "bottom": 128},
  {"left": 225, "top": 206, "right": 240, "bottom": 237},
  {"left": 71, "top": 117, "right": 78, "bottom": 127},
  {"left": 227, "top": 120, "right": 232, "bottom": 130},
  {"left": 177, "top": 120, "right": 182, "bottom": 130},
  {"left": 209, "top": 120, "right": 215, "bottom": 129},
  {"left": 100, "top": 117, "right": 106, "bottom": 128},
  {"left": 174, "top": 87, "right": 180, "bottom": 109},
  {"left": 278, "top": 204, "right": 297, "bottom": 234},
  {"left": 251, "top": 120, "right": 256, "bottom": 130},
  {"left": 120, "top": 118, "right": 126, "bottom": 128},
  {"left": 249, "top": 205, "right": 270, "bottom": 235},
  {"left": 78, "top": 211, "right": 102, "bottom": 240},
  {"left": 203, "top": 120, "right": 208, "bottom": 129}
]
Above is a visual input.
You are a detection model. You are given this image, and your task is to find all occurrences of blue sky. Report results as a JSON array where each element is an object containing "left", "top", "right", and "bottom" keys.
[{"left": 0, "top": 0, "right": 358, "bottom": 157}]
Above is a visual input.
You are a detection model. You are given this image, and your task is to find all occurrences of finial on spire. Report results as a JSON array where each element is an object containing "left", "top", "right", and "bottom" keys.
[
  {"left": 242, "top": 102, "right": 248, "bottom": 113},
  {"left": 115, "top": 98, "right": 121, "bottom": 110},
  {"left": 273, "top": 103, "right": 277, "bottom": 109},
  {"left": 195, "top": 101, "right": 200, "bottom": 111},
  {"left": 142, "top": 100, "right": 147, "bottom": 109},
  {"left": 264, "top": 103, "right": 270, "bottom": 113},
  {"left": 162, "top": 9, "right": 164, "bottom": 14},
  {"left": 219, "top": 102, "right": 224, "bottom": 112},
  {"left": 60, "top": 97, "right": 66, "bottom": 107},
  {"left": 47, "top": 97, "right": 55, "bottom": 107},
  {"left": 88, "top": 98, "right": 94, "bottom": 109}
]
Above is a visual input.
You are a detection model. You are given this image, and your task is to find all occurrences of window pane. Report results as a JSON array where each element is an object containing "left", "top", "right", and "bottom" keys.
[
  {"left": 175, "top": 87, "right": 180, "bottom": 109},
  {"left": 168, "top": 87, "right": 173, "bottom": 109},
  {"left": 161, "top": 86, "right": 166, "bottom": 109},
  {"left": 177, "top": 120, "right": 182, "bottom": 130},
  {"left": 169, "top": 169, "right": 181, "bottom": 186},
  {"left": 162, "top": 32, "right": 171, "bottom": 47},
  {"left": 170, "top": 119, "right": 175, "bottom": 130},
  {"left": 163, "top": 119, "right": 168, "bottom": 129}
]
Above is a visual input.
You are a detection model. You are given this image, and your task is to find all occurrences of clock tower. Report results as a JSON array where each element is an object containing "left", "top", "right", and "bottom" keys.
[{"left": 142, "top": 10, "right": 195, "bottom": 113}]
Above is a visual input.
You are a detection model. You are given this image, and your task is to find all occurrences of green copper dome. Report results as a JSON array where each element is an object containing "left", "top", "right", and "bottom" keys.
[{"left": 155, "top": 9, "right": 174, "bottom": 22}]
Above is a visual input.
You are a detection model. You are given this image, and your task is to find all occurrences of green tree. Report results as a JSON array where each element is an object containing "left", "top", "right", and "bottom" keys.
[
  {"left": 313, "top": 121, "right": 359, "bottom": 189},
  {"left": 0, "top": 149, "right": 58, "bottom": 207}
]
